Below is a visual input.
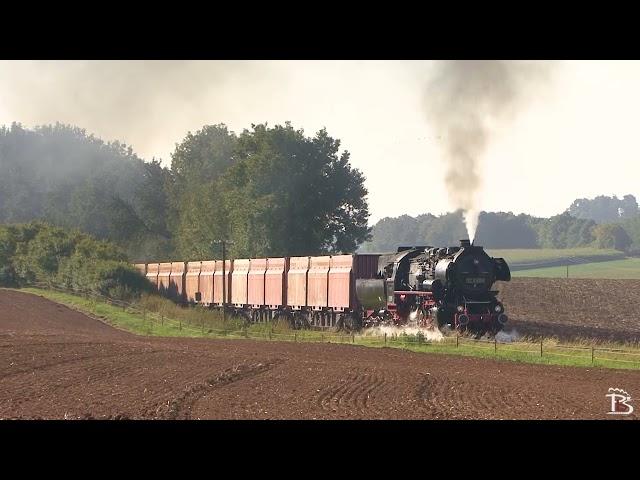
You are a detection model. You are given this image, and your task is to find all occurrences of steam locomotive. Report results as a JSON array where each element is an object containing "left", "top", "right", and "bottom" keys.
[
  {"left": 357, "top": 239, "right": 511, "bottom": 336},
  {"left": 135, "top": 239, "right": 511, "bottom": 337}
]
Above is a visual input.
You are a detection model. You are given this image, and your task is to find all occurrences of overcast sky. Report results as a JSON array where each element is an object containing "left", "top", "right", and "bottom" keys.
[{"left": 1, "top": 60, "right": 638, "bottom": 224}]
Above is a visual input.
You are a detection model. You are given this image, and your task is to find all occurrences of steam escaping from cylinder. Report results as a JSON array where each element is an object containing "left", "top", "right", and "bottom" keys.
[
  {"left": 423, "top": 61, "right": 551, "bottom": 242},
  {"left": 363, "top": 309, "right": 445, "bottom": 342},
  {"left": 364, "top": 325, "right": 445, "bottom": 342},
  {"left": 494, "top": 328, "right": 520, "bottom": 343}
]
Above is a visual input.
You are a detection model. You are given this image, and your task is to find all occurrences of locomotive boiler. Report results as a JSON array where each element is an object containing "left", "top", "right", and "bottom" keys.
[{"left": 356, "top": 239, "right": 511, "bottom": 336}]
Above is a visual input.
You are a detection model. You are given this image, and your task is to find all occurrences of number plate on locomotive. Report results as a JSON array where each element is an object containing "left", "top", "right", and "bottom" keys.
[{"left": 465, "top": 277, "right": 486, "bottom": 284}]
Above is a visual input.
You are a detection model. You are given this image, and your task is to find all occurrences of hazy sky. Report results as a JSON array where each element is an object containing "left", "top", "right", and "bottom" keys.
[{"left": 1, "top": 60, "right": 638, "bottom": 224}]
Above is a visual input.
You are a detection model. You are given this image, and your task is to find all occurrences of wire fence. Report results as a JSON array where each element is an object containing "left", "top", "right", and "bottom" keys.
[{"left": 23, "top": 283, "right": 640, "bottom": 369}]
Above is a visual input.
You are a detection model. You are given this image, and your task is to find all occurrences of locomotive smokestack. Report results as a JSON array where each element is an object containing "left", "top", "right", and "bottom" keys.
[{"left": 460, "top": 239, "right": 471, "bottom": 248}]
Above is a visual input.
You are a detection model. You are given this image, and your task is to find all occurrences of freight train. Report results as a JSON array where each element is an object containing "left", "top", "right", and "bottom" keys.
[{"left": 134, "top": 240, "right": 511, "bottom": 336}]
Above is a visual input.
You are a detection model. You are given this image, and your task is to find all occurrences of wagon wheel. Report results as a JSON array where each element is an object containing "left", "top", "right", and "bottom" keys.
[
  {"left": 273, "top": 312, "right": 292, "bottom": 329},
  {"left": 338, "top": 313, "right": 362, "bottom": 334},
  {"left": 292, "top": 312, "right": 311, "bottom": 330},
  {"left": 239, "top": 310, "right": 252, "bottom": 327}
]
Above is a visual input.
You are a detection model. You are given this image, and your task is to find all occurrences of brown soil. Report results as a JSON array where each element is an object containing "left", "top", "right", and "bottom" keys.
[
  {"left": 1, "top": 290, "right": 638, "bottom": 420},
  {"left": 497, "top": 278, "right": 640, "bottom": 344}
]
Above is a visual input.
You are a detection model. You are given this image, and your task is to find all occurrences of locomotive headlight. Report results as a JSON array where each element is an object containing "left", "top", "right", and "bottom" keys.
[
  {"left": 457, "top": 305, "right": 464, "bottom": 313},
  {"left": 494, "top": 304, "right": 504, "bottom": 313}
]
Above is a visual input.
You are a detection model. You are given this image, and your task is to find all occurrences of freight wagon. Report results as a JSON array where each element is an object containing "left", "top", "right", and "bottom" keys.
[{"left": 134, "top": 253, "right": 378, "bottom": 330}]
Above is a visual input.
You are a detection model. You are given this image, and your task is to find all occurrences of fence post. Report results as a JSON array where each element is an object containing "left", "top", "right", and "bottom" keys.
[
  {"left": 294, "top": 332, "right": 297, "bottom": 342},
  {"left": 179, "top": 319, "right": 182, "bottom": 331},
  {"left": 456, "top": 334, "right": 459, "bottom": 348},
  {"left": 540, "top": 339, "right": 543, "bottom": 358},
  {"left": 592, "top": 347, "right": 595, "bottom": 365},
  {"left": 494, "top": 338, "right": 497, "bottom": 353},
  {"left": 161, "top": 315, "right": 164, "bottom": 326},
  {"left": 384, "top": 332, "right": 387, "bottom": 346},
  {"left": 321, "top": 333, "right": 324, "bottom": 343},
  {"left": 269, "top": 330, "right": 272, "bottom": 340},
  {"left": 352, "top": 333, "right": 355, "bottom": 344}
]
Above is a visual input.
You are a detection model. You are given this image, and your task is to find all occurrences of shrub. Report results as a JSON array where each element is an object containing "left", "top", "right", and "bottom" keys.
[{"left": 0, "top": 222, "right": 152, "bottom": 300}]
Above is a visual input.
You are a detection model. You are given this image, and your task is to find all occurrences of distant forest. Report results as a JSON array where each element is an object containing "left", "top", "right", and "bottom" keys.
[
  {"left": 360, "top": 197, "right": 640, "bottom": 252},
  {"left": 1, "top": 122, "right": 638, "bottom": 260}
]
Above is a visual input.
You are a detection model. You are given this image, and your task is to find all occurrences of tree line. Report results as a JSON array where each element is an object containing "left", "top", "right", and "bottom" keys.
[
  {"left": 0, "top": 123, "right": 172, "bottom": 259},
  {"left": 166, "top": 123, "right": 369, "bottom": 259},
  {"left": 2, "top": 122, "right": 638, "bottom": 258},
  {"left": 360, "top": 206, "right": 639, "bottom": 253},
  {"left": 0, "top": 122, "right": 370, "bottom": 260}
]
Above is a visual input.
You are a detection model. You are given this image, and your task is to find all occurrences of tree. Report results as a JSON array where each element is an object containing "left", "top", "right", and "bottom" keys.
[
  {"left": 359, "top": 215, "right": 421, "bottom": 252},
  {"left": 1, "top": 222, "right": 150, "bottom": 299},
  {"left": 592, "top": 224, "right": 632, "bottom": 251},
  {"left": 568, "top": 194, "right": 638, "bottom": 223},
  {"left": 134, "top": 159, "right": 171, "bottom": 238},
  {"left": 167, "top": 124, "right": 238, "bottom": 258},
  {"left": 619, "top": 215, "right": 640, "bottom": 250},
  {"left": 0, "top": 123, "right": 171, "bottom": 259},
  {"left": 223, "top": 123, "right": 370, "bottom": 257},
  {"left": 474, "top": 212, "right": 538, "bottom": 248}
]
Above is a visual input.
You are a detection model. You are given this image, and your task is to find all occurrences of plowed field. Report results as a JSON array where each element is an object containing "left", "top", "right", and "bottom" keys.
[
  {"left": 1, "top": 290, "right": 638, "bottom": 420},
  {"left": 497, "top": 278, "right": 640, "bottom": 343}
]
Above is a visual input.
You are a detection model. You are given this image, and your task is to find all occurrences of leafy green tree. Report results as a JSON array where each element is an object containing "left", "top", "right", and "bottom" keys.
[
  {"left": 592, "top": 224, "right": 632, "bottom": 251},
  {"left": 619, "top": 215, "right": 640, "bottom": 250},
  {"left": 0, "top": 222, "right": 150, "bottom": 299},
  {"left": 167, "top": 124, "right": 237, "bottom": 258},
  {"left": 530, "top": 212, "right": 596, "bottom": 248},
  {"left": 475, "top": 212, "right": 538, "bottom": 248},
  {"left": 359, "top": 215, "right": 420, "bottom": 252},
  {"left": 568, "top": 194, "right": 638, "bottom": 223},
  {"left": 0, "top": 225, "right": 19, "bottom": 285},
  {"left": 224, "top": 123, "right": 370, "bottom": 257}
]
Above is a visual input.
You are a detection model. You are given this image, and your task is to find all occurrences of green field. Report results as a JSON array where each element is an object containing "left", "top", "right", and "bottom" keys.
[
  {"left": 15, "top": 287, "right": 640, "bottom": 371},
  {"left": 486, "top": 247, "right": 621, "bottom": 264},
  {"left": 512, "top": 257, "right": 640, "bottom": 279}
]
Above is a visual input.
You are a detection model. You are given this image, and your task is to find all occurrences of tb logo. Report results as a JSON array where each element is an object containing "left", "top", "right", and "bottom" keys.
[{"left": 606, "top": 388, "right": 633, "bottom": 415}]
